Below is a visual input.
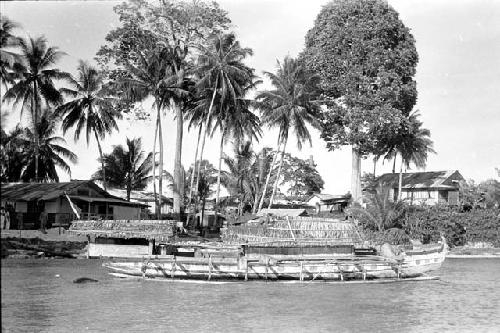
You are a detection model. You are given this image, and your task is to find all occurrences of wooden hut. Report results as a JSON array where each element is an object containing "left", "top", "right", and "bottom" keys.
[{"left": 69, "top": 220, "right": 175, "bottom": 258}]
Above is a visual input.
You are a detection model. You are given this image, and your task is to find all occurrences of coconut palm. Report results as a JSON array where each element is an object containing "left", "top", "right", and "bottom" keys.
[
  {"left": 221, "top": 141, "right": 259, "bottom": 215},
  {"left": 385, "top": 111, "right": 435, "bottom": 200},
  {"left": 21, "top": 109, "right": 78, "bottom": 182},
  {"left": 2, "top": 35, "right": 70, "bottom": 181},
  {"left": 255, "top": 56, "right": 321, "bottom": 209},
  {"left": 193, "top": 33, "right": 255, "bottom": 208},
  {"left": 118, "top": 46, "right": 187, "bottom": 216},
  {"left": 0, "top": 15, "right": 22, "bottom": 88},
  {"left": 212, "top": 81, "right": 262, "bottom": 208},
  {"left": 56, "top": 60, "right": 121, "bottom": 190},
  {"left": 0, "top": 124, "right": 26, "bottom": 182},
  {"left": 92, "top": 137, "right": 154, "bottom": 201}
]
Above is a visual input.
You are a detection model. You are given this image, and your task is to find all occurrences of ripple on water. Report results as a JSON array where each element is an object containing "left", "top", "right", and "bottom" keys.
[{"left": 1, "top": 258, "right": 500, "bottom": 332}]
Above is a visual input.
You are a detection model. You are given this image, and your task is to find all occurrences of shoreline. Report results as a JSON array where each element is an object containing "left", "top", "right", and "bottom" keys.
[{"left": 2, "top": 229, "right": 499, "bottom": 259}]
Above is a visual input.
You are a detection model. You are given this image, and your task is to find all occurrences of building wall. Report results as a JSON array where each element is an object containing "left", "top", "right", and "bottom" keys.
[
  {"left": 112, "top": 205, "right": 140, "bottom": 220},
  {"left": 88, "top": 243, "right": 150, "bottom": 257}
]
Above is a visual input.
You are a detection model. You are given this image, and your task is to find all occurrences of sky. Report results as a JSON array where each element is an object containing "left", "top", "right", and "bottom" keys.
[{"left": 2, "top": 0, "right": 500, "bottom": 195}]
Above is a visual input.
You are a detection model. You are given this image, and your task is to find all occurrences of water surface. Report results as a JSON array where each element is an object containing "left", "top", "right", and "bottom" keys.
[{"left": 2, "top": 258, "right": 499, "bottom": 332}]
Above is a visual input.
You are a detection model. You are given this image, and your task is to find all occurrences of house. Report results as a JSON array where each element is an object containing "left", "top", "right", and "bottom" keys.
[
  {"left": 306, "top": 193, "right": 352, "bottom": 213},
  {"left": 0, "top": 180, "right": 148, "bottom": 230},
  {"left": 371, "top": 170, "right": 464, "bottom": 205},
  {"left": 69, "top": 219, "right": 175, "bottom": 258},
  {"left": 105, "top": 188, "right": 173, "bottom": 215}
]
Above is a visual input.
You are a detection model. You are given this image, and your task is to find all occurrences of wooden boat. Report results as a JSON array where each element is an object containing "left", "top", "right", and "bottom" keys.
[{"left": 103, "top": 217, "right": 448, "bottom": 281}]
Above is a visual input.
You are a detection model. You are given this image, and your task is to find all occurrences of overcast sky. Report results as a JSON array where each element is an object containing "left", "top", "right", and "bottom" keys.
[{"left": 2, "top": 0, "right": 499, "bottom": 194}]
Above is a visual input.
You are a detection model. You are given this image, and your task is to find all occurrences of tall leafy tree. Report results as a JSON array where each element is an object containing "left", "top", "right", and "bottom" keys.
[
  {"left": 255, "top": 56, "right": 321, "bottom": 209},
  {"left": 21, "top": 109, "right": 78, "bottom": 182},
  {"left": 97, "top": 0, "right": 230, "bottom": 217},
  {"left": 2, "top": 35, "right": 71, "bottom": 181},
  {"left": 56, "top": 60, "right": 121, "bottom": 190},
  {"left": 302, "top": 0, "right": 418, "bottom": 203},
  {"left": 92, "top": 137, "right": 153, "bottom": 201}
]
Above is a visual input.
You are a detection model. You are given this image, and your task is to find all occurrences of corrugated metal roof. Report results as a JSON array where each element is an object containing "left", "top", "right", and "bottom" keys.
[
  {"left": 373, "top": 170, "right": 464, "bottom": 189},
  {"left": 0, "top": 181, "right": 144, "bottom": 206},
  {"left": 1, "top": 181, "right": 91, "bottom": 201}
]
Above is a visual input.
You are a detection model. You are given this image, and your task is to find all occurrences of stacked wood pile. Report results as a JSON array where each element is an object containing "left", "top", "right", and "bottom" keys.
[
  {"left": 221, "top": 216, "right": 363, "bottom": 247},
  {"left": 69, "top": 220, "right": 175, "bottom": 242}
]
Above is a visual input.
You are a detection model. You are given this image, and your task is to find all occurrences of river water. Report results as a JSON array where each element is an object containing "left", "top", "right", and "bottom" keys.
[{"left": 1, "top": 258, "right": 499, "bottom": 332}]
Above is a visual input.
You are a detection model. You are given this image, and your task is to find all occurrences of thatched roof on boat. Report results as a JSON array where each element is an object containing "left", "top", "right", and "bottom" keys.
[
  {"left": 221, "top": 216, "right": 363, "bottom": 247},
  {"left": 257, "top": 208, "right": 308, "bottom": 217},
  {"left": 69, "top": 220, "right": 175, "bottom": 241}
]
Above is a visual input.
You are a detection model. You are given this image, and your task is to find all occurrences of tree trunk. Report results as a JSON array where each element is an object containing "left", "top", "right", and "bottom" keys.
[
  {"left": 152, "top": 115, "right": 159, "bottom": 218},
  {"left": 195, "top": 77, "right": 219, "bottom": 197},
  {"left": 157, "top": 103, "right": 164, "bottom": 220},
  {"left": 351, "top": 147, "right": 362, "bottom": 204},
  {"left": 93, "top": 131, "right": 106, "bottom": 190},
  {"left": 398, "top": 153, "right": 403, "bottom": 201},
  {"left": 392, "top": 155, "right": 396, "bottom": 173},
  {"left": 257, "top": 143, "right": 281, "bottom": 212},
  {"left": 215, "top": 127, "right": 225, "bottom": 210},
  {"left": 173, "top": 102, "right": 183, "bottom": 217},
  {"left": 373, "top": 156, "right": 377, "bottom": 177},
  {"left": 33, "top": 82, "right": 39, "bottom": 182},
  {"left": 251, "top": 151, "right": 264, "bottom": 213},
  {"left": 188, "top": 124, "right": 203, "bottom": 205},
  {"left": 268, "top": 138, "right": 287, "bottom": 209}
]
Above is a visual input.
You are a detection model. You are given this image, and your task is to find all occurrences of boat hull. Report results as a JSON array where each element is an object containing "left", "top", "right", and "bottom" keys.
[{"left": 103, "top": 243, "right": 447, "bottom": 281}]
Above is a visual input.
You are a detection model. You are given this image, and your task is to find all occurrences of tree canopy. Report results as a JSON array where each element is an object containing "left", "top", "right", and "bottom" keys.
[{"left": 302, "top": 0, "right": 418, "bottom": 154}]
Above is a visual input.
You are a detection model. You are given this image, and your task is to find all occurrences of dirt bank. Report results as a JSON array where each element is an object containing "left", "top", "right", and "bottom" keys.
[{"left": 1, "top": 229, "right": 87, "bottom": 259}]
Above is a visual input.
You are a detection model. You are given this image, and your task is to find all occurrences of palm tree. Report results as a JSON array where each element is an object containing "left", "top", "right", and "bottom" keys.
[
  {"left": 385, "top": 111, "right": 435, "bottom": 200},
  {"left": 118, "top": 47, "right": 183, "bottom": 216},
  {"left": 194, "top": 33, "right": 255, "bottom": 209},
  {"left": 21, "top": 109, "right": 78, "bottom": 182},
  {"left": 221, "top": 141, "right": 258, "bottom": 216},
  {"left": 255, "top": 56, "right": 321, "bottom": 209},
  {"left": 0, "top": 15, "right": 22, "bottom": 88},
  {"left": 212, "top": 81, "right": 261, "bottom": 208},
  {"left": 2, "top": 35, "right": 70, "bottom": 181},
  {"left": 0, "top": 124, "right": 26, "bottom": 182},
  {"left": 92, "top": 137, "right": 153, "bottom": 201},
  {"left": 56, "top": 60, "right": 121, "bottom": 190}
]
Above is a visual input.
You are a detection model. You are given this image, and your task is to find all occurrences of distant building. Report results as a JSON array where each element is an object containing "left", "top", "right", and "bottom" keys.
[
  {"left": 370, "top": 170, "right": 464, "bottom": 205},
  {"left": 306, "top": 193, "right": 351, "bottom": 213},
  {"left": 105, "top": 188, "right": 173, "bottom": 215},
  {"left": 1, "top": 181, "right": 147, "bottom": 230}
]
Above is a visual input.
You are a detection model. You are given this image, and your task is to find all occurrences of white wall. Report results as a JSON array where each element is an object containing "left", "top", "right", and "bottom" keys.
[
  {"left": 112, "top": 205, "right": 140, "bottom": 220},
  {"left": 88, "top": 243, "right": 150, "bottom": 258}
]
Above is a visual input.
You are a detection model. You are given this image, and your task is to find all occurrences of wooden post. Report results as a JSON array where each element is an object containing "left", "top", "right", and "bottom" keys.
[
  {"left": 245, "top": 261, "right": 248, "bottom": 281},
  {"left": 300, "top": 261, "right": 304, "bottom": 282},
  {"left": 208, "top": 254, "right": 212, "bottom": 281},
  {"left": 265, "top": 257, "right": 269, "bottom": 281},
  {"left": 171, "top": 256, "right": 176, "bottom": 279},
  {"left": 86, "top": 235, "right": 90, "bottom": 259}
]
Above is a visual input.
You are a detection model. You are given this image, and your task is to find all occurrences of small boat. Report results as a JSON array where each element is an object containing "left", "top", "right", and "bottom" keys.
[{"left": 103, "top": 217, "right": 447, "bottom": 282}]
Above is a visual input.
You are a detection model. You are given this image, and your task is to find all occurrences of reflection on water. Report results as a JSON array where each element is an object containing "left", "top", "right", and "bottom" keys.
[{"left": 2, "top": 258, "right": 499, "bottom": 332}]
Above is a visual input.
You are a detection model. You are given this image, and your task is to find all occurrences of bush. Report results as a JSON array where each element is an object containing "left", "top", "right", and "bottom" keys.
[{"left": 405, "top": 206, "right": 500, "bottom": 247}]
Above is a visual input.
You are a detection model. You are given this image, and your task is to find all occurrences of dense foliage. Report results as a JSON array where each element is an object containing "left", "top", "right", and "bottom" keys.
[{"left": 301, "top": 0, "right": 419, "bottom": 201}]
